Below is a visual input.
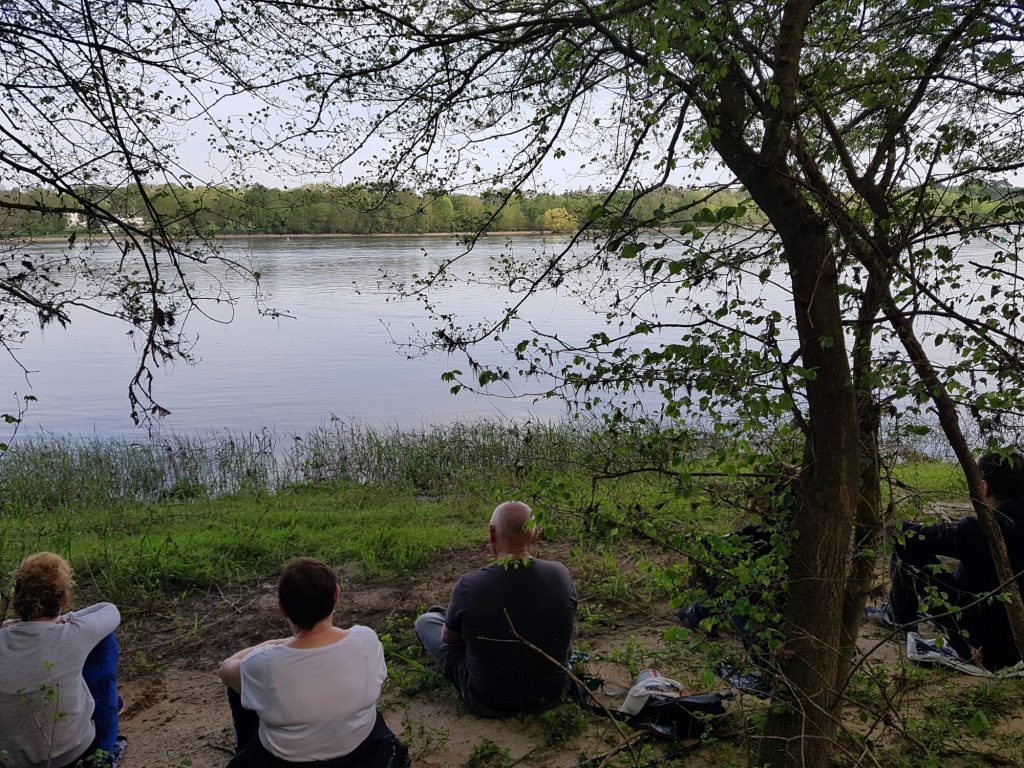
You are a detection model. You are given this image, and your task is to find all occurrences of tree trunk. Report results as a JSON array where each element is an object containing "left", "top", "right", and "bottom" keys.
[
  {"left": 708, "top": 10, "right": 861, "bottom": 753},
  {"left": 760, "top": 243, "right": 858, "bottom": 768}
]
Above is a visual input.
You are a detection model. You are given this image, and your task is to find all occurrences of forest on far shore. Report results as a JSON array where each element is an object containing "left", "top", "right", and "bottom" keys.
[
  {"left": 4, "top": 180, "right": 1018, "bottom": 238},
  {"left": 1, "top": 183, "right": 795, "bottom": 237}
]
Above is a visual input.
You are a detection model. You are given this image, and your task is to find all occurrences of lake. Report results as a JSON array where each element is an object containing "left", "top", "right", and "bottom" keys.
[
  {"left": 0, "top": 235, "right": 645, "bottom": 437},
  {"left": 0, "top": 234, "right": 1003, "bottom": 438}
]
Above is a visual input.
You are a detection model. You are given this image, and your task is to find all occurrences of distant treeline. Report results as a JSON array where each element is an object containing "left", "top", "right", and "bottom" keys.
[
  {"left": 0, "top": 184, "right": 759, "bottom": 236},
  {"left": 1, "top": 180, "right": 1020, "bottom": 237}
]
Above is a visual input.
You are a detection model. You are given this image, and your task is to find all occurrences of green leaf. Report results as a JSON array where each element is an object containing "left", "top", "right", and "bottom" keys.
[
  {"left": 903, "top": 424, "right": 931, "bottom": 436},
  {"left": 967, "top": 710, "right": 991, "bottom": 738}
]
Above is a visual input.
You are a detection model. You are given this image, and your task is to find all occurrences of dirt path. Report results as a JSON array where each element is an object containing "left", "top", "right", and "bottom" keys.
[{"left": 116, "top": 623, "right": 717, "bottom": 768}]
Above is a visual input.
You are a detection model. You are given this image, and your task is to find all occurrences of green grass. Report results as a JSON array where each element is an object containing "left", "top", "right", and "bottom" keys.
[
  {"left": 463, "top": 738, "right": 512, "bottom": 768},
  {"left": 891, "top": 460, "right": 966, "bottom": 499},
  {"left": 857, "top": 677, "right": 1024, "bottom": 768},
  {"left": 0, "top": 425, "right": 975, "bottom": 615},
  {"left": 0, "top": 421, "right": 603, "bottom": 515},
  {"left": 0, "top": 420, "right": 731, "bottom": 608},
  {"left": 0, "top": 420, "right": 605, "bottom": 605},
  {"left": 0, "top": 481, "right": 486, "bottom": 606},
  {"left": 4, "top": 425, "right": 1023, "bottom": 767}
]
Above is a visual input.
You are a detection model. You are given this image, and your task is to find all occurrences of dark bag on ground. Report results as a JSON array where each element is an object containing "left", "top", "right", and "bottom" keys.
[
  {"left": 573, "top": 671, "right": 728, "bottom": 740},
  {"left": 627, "top": 691, "right": 728, "bottom": 738}
]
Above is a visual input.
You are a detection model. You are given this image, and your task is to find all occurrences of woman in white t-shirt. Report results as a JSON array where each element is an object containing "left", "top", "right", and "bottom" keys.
[{"left": 218, "top": 558, "right": 409, "bottom": 768}]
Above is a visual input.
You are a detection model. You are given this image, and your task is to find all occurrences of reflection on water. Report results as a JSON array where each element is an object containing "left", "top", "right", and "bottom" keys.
[
  {"left": 0, "top": 236, "right": 616, "bottom": 437},
  {"left": 0, "top": 234, "right": 1004, "bottom": 438}
]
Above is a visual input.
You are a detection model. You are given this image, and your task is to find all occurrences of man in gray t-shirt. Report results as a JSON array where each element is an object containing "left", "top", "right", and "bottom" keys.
[{"left": 415, "top": 501, "right": 577, "bottom": 716}]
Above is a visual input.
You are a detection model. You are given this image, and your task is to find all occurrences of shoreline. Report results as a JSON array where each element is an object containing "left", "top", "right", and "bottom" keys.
[{"left": 3, "top": 230, "right": 557, "bottom": 245}]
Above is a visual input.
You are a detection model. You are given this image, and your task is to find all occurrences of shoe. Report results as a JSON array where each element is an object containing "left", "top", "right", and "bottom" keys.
[
  {"left": 676, "top": 603, "right": 715, "bottom": 634},
  {"left": 110, "top": 735, "right": 128, "bottom": 767},
  {"left": 426, "top": 605, "right": 445, "bottom": 616},
  {"left": 864, "top": 603, "right": 897, "bottom": 629},
  {"left": 677, "top": 605, "right": 703, "bottom": 629}
]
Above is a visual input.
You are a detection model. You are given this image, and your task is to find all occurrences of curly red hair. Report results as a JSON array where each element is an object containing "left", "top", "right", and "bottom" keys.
[{"left": 13, "top": 552, "right": 73, "bottom": 621}]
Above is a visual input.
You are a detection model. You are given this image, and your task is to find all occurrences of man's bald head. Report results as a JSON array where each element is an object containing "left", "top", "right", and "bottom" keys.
[{"left": 488, "top": 501, "right": 537, "bottom": 556}]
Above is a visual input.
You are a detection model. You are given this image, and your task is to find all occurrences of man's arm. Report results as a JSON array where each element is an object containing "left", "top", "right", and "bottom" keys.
[
  {"left": 895, "top": 519, "right": 981, "bottom": 562},
  {"left": 443, "top": 579, "right": 467, "bottom": 647}
]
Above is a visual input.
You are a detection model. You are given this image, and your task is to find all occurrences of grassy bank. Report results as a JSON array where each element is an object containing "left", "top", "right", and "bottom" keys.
[
  {"left": 0, "top": 420, "right": 968, "bottom": 606},
  {"left": 5, "top": 423, "right": 1021, "bottom": 768},
  {"left": 0, "top": 423, "right": 536, "bottom": 601}
]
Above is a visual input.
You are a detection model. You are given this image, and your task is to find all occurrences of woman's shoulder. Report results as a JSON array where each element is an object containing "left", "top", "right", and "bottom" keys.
[{"left": 344, "top": 624, "right": 379, "bottom": 642}]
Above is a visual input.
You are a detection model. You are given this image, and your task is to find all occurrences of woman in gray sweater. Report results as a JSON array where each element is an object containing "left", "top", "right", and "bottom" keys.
[{"left": 0, "top": 552, "right": 121, "bottom": 767}]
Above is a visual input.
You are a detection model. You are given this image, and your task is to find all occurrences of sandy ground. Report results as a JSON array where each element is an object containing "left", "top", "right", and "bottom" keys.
[
  {"left": 110, "top": 536, "right": 1018, "bottom": 768},
  {"left": 112, "top": 541, "right": 712, "bottom": 768}
]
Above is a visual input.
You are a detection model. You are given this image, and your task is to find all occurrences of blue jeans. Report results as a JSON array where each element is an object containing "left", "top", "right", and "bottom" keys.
[
  {"left": 414, "top": 611, "right": 505, "bottom": 717},
  {"left": 82, "top": 633, "right": 120, "bottom": 758}
]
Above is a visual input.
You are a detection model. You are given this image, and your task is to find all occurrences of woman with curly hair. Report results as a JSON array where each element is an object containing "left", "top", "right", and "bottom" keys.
[{"left": 0, "top": 552, "right": 123, "bottom": 767}]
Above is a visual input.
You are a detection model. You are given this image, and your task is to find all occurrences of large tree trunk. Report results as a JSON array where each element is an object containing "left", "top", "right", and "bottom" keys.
[
  {"left": 709, "top": 153, "right": 860, "bottom": 762},
  {"left": 706, "top": 4, "right": 861, "bottom": 759},
  {"left": 754, "top": 225, "right": 860, "bottom": 768}
]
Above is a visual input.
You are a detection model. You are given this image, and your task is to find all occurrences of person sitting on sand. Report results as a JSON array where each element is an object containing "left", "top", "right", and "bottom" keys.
[
  {"left": 865, "top": 451, "right": 1024, "bottom": 670},
  {"left": 218, "top": 557, "right": 409, "bottom": 768},
  {"left": 0, "top": 551, "right": 125, "bottom": 767},
  {"left": 676, "top": 465, "right": 796, "bottom": 650},
  {"left": 414, "top": 501, "right": 577, "bottom": 716}
]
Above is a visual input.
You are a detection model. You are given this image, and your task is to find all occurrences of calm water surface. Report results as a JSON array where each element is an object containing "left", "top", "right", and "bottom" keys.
[
  {"left": 0, "top": 234, "right": 1004, "bottom": 438},
  {"left": 1, "top": 236, "right": 623, "bottom": 437}
]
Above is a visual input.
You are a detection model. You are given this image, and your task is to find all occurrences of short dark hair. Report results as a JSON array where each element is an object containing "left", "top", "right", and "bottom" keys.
[
  {"left": 979, "top": 451, "right": 1024, "bottom": 502},
  {"left": 278, "top": 558, "right": 338, "bottom": 631}
]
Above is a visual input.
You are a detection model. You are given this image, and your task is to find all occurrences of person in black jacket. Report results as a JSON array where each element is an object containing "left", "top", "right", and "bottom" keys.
[
  {"left": 866, "top": 451, "right": 1024, "bottom": 670},
  {"left": 676, "top": 465, "right": 796, "bottom": 651}
]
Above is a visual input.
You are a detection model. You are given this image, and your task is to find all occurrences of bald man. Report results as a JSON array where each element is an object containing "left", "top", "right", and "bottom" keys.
[{"left": 414, "top": 501, "right": 577, "bottom": 716}]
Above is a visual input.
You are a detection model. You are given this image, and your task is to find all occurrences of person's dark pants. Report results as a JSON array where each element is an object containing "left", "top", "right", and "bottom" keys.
[
  {"left": 228, "top": 688, "right": 261, "bottom": 754},
  {"left": 225, "top": 689, "right": 409, "bottom": 768},
  {"left": 888, "top": 528, "right": 973, "bottom": 657},
  {"left": 413, "top": 610, "right": 507, "bottom": 718},
  {"left": 82, "top": 633, "right": 121, "bottom": 757}
]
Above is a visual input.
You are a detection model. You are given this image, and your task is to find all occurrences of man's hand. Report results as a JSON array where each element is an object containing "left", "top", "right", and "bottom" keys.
[{"left": 442, "top": 625, "right": 464, "bottom": 648}]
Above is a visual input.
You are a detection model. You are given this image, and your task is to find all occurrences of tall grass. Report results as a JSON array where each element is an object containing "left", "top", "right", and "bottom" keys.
[
  {"left": 0, "top": 420, "right": 607, "bottom": 515},
  {"left": 0, "top": 419, "right": 694, "bottom": 602},
  {"left": 0, "top": 418, "right": 972, "bottom": 606}
]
